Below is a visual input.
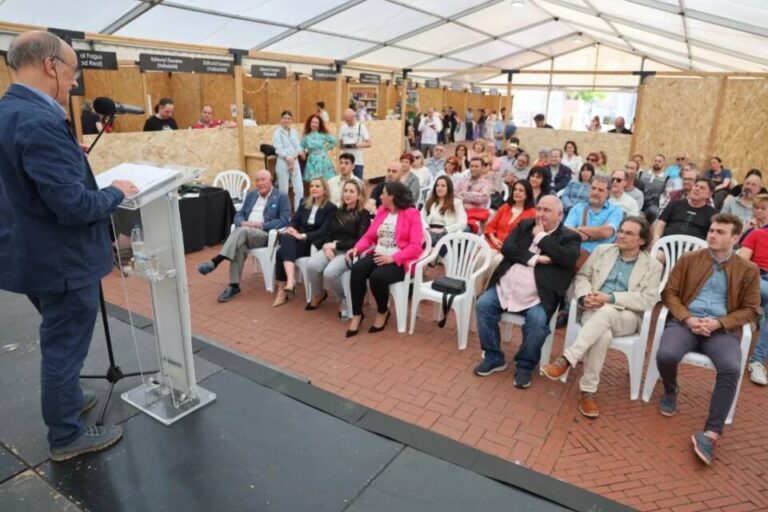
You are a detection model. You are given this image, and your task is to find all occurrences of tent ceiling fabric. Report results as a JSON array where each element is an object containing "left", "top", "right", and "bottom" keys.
[{"left": 2, "top": 0, "right": 766, "bottom": 86}]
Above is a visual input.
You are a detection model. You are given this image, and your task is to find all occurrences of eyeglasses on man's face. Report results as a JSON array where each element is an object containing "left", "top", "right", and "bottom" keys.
[{"left": 52, "top": 55, "right": 81, "bottom": 80}]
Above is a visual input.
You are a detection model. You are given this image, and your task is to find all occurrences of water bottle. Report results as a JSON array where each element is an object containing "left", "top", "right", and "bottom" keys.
[{"left": 131, "top": 225, "right": 148, "bottom": 273}]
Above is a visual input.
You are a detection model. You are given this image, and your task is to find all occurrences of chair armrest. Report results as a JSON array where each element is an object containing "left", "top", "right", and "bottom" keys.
[{"left": 413, "top": 251, "right": 438, "bottom": 289}]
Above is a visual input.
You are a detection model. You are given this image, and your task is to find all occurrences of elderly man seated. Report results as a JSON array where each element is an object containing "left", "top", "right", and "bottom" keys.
[
  {"left": 197, "top": 170, "right": 290, "bottom": 302},
  {"left": 541, "top": 217, "right": 662, "bottom": 417},
  {"left": 474, "top": 196, "right": 580, "bottom": 388},
  {"left": 654, "top": 214, "right": 760, "bottom": 465}
]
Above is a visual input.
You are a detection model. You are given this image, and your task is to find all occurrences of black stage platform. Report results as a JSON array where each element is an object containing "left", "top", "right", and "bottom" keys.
[{"left": 0, "top": 291, "right": 629, "bottom": 512}]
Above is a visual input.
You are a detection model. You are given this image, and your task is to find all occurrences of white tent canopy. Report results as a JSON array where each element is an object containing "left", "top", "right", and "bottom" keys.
[{"left": 1, "top": 0, "right": 767, "bottom": 89}]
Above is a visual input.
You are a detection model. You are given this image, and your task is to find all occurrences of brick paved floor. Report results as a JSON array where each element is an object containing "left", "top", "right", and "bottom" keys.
[{"left": 103, "top": 247, "right": 768, "bottom": 511}]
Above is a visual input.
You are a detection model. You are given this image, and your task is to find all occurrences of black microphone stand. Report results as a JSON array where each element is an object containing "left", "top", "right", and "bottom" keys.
[{"left": 80, "top": 113, "right": 158, "bottom": 426}]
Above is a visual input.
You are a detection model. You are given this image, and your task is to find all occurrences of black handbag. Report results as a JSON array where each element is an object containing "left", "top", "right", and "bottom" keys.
[{"left": 431, "top": 276, "right": 466, "bottom": 328}]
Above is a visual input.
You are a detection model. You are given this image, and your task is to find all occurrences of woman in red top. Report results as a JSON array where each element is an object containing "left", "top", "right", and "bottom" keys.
[{"left": 477, "top": 180, "right": 536, "bottom": 293}]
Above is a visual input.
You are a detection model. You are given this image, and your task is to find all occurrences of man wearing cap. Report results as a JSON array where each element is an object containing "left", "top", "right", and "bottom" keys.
[{"left": 500, "top": 143, "right": 519, "bottom": 174}]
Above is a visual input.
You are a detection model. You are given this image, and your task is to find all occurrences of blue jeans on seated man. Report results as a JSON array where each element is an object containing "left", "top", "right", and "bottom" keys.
[
  {"left": 475, "top": 286, "right": 550, "bottom": 374},
  {"left": 749, "top": 276, "right": 768, "bottom": 364}
]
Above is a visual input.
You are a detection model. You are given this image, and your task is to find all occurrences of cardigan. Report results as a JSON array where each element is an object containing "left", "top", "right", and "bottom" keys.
[{"left": 355, "top": 206, "right": 424, "bottom": 271}]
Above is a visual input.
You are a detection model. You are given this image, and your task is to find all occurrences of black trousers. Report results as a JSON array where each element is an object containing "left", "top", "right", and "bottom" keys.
[
  {"left": 350, "top": 254, "right": 405, "bottom": 315},
  {"left": 275, "top": 234, "right": 312, "bottom": 282}
]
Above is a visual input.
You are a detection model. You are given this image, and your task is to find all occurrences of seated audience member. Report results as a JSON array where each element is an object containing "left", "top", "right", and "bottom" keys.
[
  {"left": 438, "top": 156, "right": 468, "bottom": 186},
  {"left": 143, "top": 97, "right": 177, "bottom": 131},
  {"left": 623, "top": 160, "right": 645, "bottom": 211},
  {"left": 243, "top": 105, "right": 257, "bottom": 127},
  {"left": 562, "top": 163, "right": 595, "bottom": 213},
  {"left": 704, "top": 156, "right": 732, "bottom": 210},
  {"left": 741, "top": 193, "right": 768, "bottom": 241},
  {"left": 541, "top": 217, "right": 662, "bottom": 417},
  {"left": 651, "top": 178, "right": 716, "bottom": 248},
  {"left": 410, "top": 150, "right": 432, "bottom": 188},
  {"left": 654, "top": 214, "right": 760, "bottom": 465},
  {"left": 425, "top": 145, "right": 446, "bottom": 178},
  {"left": 562, "top": 140, "right": 582, "bottom": 174},
  {"left": 508, "top": 151, "right": 531, "bottom": 183},
  {"left": 421, "top": 176, "right": 467, "bottom": 247},
  {"left": 455, "top": 157, "right": 492, "bottom": 233},
  {"left": 729, "top": 168, "right": 767, "bottom": 198},
  {"left": 469, "top": 139, "right": 486, "bottom": 160},
  {"left": 499, "top": 144, "right": 518, "bottom": 175},
  {"left": 272, "top": 178, "right": 337, "bottom": 307},
  {"left": 479, "top": 139, "right": 501, "bottom": 171},
  {"left": 398, "top": 152, "right": 422, "bottom": 203},
  {"left": 474, "top": 196, "right": 580, "bottom": 388},
  {"left": 304, "top": 180, "right": 370, "bottom": 318},
  {"left": 197, "top": 170, "right": 290, "bottom": 301},
  {"left": 534, "top": 113, "right": 554, "bottom": 129},
  {"left": 637, "top": 154, "right": 668, "bottom": 222},
  {"left": 191, "top": 105, "right": 235, "bottom": 129},
  {"left": 632, "top": 154, "right": 646, "bottom": 173},
  {"left": 595, "top": 151, "right": 609, "bottom": 175},
  {"left": 564, "top": 176, "right": 624, "bottom": 254},
  {"left": 532, "top": 148, "right": 549, "bottom": 169},
  {"left": 345, "top": 182, "right": 424, "bottom": 337},
  {"left": 739, "top": 200, "right": 768, "bottom": 385},
  {"left": 328, "top": 153, "right": 363, "bottom": 207},
  {"left": 585, "top": 152, "right": 600, "bottom": 169},
  {"left": 528, "top": 167, "right": 552, "bottom": 205},
  {"left": 338, "top": 108, "right": 371, "bottom": 180},
  {"left": 367, "top": 162, "right": 401, "bottom": 213},
  {"left": 663, "top": 165, "right": 698, "bottom": 212},
  {"left": 609, "top": 169, "right": 640, "bottom": 216},
  {"left": 721, "top": 173, "right": 762, "bottom": 227},
  {"left": 455, "top": 144, "right": 470, "bottom": 171},
  {"left": 509, "top": 136, "right": 525, "bottom": 157},
  {"left": 533, "top": 148, "right": 572, "bottom": 193},
  {"left": 607, "top": 116, "right": 632, "bottom": 134},
  {"left": 483, "top": 156, "right": 506, "bottom": 209}
]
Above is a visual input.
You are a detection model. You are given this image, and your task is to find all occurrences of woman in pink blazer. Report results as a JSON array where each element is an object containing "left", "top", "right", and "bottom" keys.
[{"left": 345, "top": 181, "right": 424, "bottom": 337}]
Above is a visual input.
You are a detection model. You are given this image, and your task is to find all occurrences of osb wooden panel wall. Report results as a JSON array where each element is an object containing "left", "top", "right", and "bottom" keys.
[
  {"left": 417, "top": 87, "right": 444, "bottom": 111},
  {"left": 297, "top": 77, "right": 337, "bottom": 123},
  {"left": 0, "top": 59, "right": 13, "bottom": 95},
  {"left": 85, "top": 120, "right": 402, "bottom": 183},
  {"left": 82, "top": 67, "right": 145, "bottom": 132},
  {"left": 709, "top": 79, "right": 768, "bottom": 180},
  {"left": 514, "top": 127, "right": 631, "bottom": 172},
  {"left": 445, "top": 90, "right": 468, "bottom": 113},
  {"left": 632, "top": 77, "right": 721, "bottom": 174}
]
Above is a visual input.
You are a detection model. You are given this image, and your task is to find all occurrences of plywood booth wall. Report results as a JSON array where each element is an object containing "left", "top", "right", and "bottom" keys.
[{"left": 633, "top": 76, "right": 768, "bottom": 181}]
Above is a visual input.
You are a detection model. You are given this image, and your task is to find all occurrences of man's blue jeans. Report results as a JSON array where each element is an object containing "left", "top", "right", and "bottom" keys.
[
  {"left": 475, "top": 286, "right": 551, "bottom": 372},
  {"left": 750, "top": 276, "right": 768, "bottom": 363},
  {"left": 27, "top": 281, "right": 99, "bottom": 448}
]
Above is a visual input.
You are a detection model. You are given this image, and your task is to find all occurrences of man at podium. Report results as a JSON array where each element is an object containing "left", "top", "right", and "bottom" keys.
[{"left": 0, "top": 31, "right": 138, "bottom": 461}]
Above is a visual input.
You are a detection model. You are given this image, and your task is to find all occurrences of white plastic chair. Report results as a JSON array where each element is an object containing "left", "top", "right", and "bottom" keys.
[
  {"left": 409, "top": 233, "right": 492, "bottom": 349},
  {"left": 214, "top": 171, "right": 251, "bottom": 209},
  {"left": 641, "top": 307, "right": 751, "bottom": 425},
  {"left": 499, "top": 306, "right": 560, "bottom": 368},
  {"left": 295, "top": 245, "right": 319, "bottom": 304},
  {"left": 341, "top": 225, "right": 432, "bottom": 333},
  {"left": 653, "top": 234, "right": 708, "bottom": 287},
  {"left": 502, "top": 182, "right": 510, "bottom": 202},
  {"left": 248, "top": 229, "right": 279, "bottom": 293},
  {"left": 417, "top": 175, "right": 436, "bottom": 210}
]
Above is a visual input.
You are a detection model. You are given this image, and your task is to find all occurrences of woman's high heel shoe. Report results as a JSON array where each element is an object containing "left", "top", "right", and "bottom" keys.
[
  {"left": 368, "top": 310, "right": 390, "bottom": 334},
  {"left": 345, "top": 314, "right": 364, "bottom": 338}
]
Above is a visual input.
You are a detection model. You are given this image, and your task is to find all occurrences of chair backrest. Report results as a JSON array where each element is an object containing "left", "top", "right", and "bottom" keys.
[
  {"left": 651, "top": 234, "right": 708, "bottom": 290},
  {"left": 213, "top": 170, "right": 251, "bottom": 201},
  {"left": 502, "top": 182, "right": 510, "bottom": 201},
  {"left": 435, "top": 232, "right": 491, "bottom": 283}
]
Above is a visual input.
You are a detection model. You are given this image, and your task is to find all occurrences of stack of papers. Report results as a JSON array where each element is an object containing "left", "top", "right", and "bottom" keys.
[{"left": 95, "top": 163, "right": 182, "bottom": 199}]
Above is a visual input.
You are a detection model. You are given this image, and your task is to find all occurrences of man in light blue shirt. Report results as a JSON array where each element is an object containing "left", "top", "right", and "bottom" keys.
[{"left": 564, "top": 175, "right": 624, "bottom": 253}]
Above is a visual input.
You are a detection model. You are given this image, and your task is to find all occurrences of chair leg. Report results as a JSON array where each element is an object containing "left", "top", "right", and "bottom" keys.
[
  {"left": 642, "top": 361, "right": 660, "bottom": 403},
  {"left": 629, "top": 347, "right": 643, "bottom": 401},
  {"left": 261, "top": 260, "right": 275, "bottom": 293},
  {"left": 408, "top": 297, "right": 421, "bottom": 335},
  {"left": 456, "top": 302, "right": 472, "bottom": 351},
  {"left": 393, "top": 290, "right": 407, "bottom": 333}
]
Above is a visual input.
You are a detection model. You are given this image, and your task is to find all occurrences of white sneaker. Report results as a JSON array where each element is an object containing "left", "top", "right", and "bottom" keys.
[{"left": 749, "top": 362, "right": 768, "bottom": 386}]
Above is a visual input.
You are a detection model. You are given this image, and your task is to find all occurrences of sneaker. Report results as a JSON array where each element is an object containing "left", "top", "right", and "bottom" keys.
[
  {"left": 579, "top": 392, "right": 599, "bottom": 418},
  {"left": 659, "top": 391, "right": 678, "bottom": 417},
  {"left": 473, "top": 359, "right": 507, "bottom": 377},
  {"left": 217, "top": 285, "right": 241, "bottom": 302},
  {"left": 81, "top": 389, "right": 98, "bottom": 415},
  {"left": 197, "top": 261, "right": 215, "bottom": 275},
  {"left": 540, "top": 356, "right": 570, "bottom": 380},
  {"left": 49, "top": 425, "right": 123, "bottom": 462},
  {"left": 555, "top": 311, "right": 568, "bottom": 329},
  {"left": 514, "top": 370, "right": 532, "bottom": 389},
  {"left": 749, "top": 362, "right": 768, "bottom": 386},
  {"left": 691, "top": 431, "right": 716, "bottom": 465}
]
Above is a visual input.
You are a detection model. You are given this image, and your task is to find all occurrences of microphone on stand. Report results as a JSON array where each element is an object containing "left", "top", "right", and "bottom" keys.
[{"left": 94, "top": 97, "right": 145, "bottom": 116}]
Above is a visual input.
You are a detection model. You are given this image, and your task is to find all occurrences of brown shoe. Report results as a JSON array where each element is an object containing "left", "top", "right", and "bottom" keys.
[
  {"left": 540, "top": 356, "right": 570, "bottom": 380},
  {"left": 579, "top": 392, "right": 599, "bottom": 418}
]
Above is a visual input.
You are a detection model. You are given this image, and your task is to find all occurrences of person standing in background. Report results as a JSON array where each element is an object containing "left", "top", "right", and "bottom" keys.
[
  {"left": 272, "top": 110, "right": 303, "bottom": 211},
  {"left": 142, "top": 97, "right": 177, "bottom": 131},
  {"left": 338, "top": 108, "right": 371, "bottom": 180}
]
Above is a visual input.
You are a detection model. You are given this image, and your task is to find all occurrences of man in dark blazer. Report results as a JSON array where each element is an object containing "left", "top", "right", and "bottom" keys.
[
  {"left": 474, "top": 195, "right": 581, "bottom": 388},
  {"left": 530, "top": 148, "right": 573, "bottom": 193},
  {"left": 197, "top": 170, "right": 289, "bottom": 301},
  {"left": 0, "top": 31, "right": 138, "bottom": 461}
]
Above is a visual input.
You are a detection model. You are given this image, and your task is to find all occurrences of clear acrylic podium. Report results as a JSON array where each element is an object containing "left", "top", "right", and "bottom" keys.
[{"left": 107, "top": 163, "right": 217, "bottom": 425}]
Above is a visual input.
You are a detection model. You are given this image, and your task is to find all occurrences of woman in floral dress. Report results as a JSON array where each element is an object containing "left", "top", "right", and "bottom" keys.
[{"left": 300, "top": 114, "right": 337, "bottom": 182}]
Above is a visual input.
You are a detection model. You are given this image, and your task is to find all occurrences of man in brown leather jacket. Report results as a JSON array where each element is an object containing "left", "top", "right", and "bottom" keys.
[{"left": 654, "top": 213, "right": 760, "bottom": 466}]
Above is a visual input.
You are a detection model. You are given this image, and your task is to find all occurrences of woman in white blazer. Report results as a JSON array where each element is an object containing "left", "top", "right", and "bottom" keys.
[
  {"left": 421, "top": 175, "right": 468, "bottom": 247},
  {"left": 272, "top": 110, "right": 303, "bottom": 211}
]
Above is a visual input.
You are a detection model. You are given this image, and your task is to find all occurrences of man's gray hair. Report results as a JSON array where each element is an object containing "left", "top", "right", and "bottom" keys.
[
  {"left": 7, "top": 31, "right": 64, "bottom": 70},
  {"left": 591, "top": 174, "right": 611, "bottom": 187}
]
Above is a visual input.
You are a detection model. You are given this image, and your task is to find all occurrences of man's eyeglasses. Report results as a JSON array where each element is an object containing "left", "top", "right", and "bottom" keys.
[
  {"left": 612, "top": 177, "right": 624, "bottom": 183},
  {"left": 587, "top": 158, "right": 597, "bottom": 163},
  {"left": 52, "top": 56, "right": 81, "bottom": 80},
  {"left": 676, "top": 157, "right": 686, "bottom": 161}
]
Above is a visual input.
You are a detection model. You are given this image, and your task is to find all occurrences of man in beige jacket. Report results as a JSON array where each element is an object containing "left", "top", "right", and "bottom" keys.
[{"left": 541, "top": 216, "right": 662, "bottom": 418}]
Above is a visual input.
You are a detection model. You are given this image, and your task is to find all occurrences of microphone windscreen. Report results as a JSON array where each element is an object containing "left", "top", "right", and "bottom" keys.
[{"left": 93, "top": 97, "right": 116, "bottom": 116}]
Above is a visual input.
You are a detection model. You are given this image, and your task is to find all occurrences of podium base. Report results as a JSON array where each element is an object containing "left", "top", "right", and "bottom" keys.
[{"left": 121, "top": 382, "right": 216, "bottom": 426}]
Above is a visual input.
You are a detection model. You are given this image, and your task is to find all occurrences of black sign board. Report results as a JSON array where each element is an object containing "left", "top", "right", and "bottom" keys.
[
  {"left": 424, "top": 79, "right": 440, "bottom": 89},
  {"left": 312, "top": 68, "right": 337, "bottom": 81},
  {"left": 359, "top": 72, "right": 381, "bottom": 85},
  {"left": 139, "top": 53, "right": 195, "bottom": 73},
  {"left": 195, "top": 58, "right": 233, "bottom": 75},
  {"left": 71, "top": 75, "right": 85, "bottom": 97},
  {"left": 251, "top": 65, "right": 287, "bottom": 79},
  {"left": 77, "top": 50, "right": 118, "bottom": 70},
  {"left": 471, "top": 86, "right": 483, "bottom": 94}
]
